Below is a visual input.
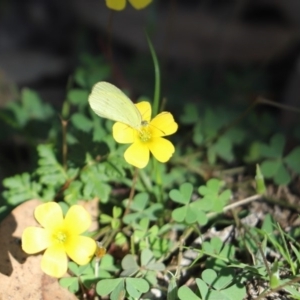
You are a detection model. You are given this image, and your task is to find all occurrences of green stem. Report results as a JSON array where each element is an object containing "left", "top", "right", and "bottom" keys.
[{"left": 146, "top": 33, "right": 160, "bottom": 116}]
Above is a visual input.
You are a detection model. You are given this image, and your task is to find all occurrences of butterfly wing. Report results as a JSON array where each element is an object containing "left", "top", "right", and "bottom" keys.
[{"left": 88, "top": 81, "right": 142, "bottom": 128}]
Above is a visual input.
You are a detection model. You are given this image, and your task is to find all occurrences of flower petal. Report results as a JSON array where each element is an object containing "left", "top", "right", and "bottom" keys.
[
  {"left": 35, "top": 202, "right": 63, "bottom": 230},
  {"left": 124, "top": 142, "right": 149, "bottom": 168},
  {"left": 106, "top": 0, "right": 126, "bottom": 10},
  {"left": 148, "top": 137, "right": 175, "bottom": 162},
  {"left": 113, "top": 122, "right": 136, "bottom": 143},
  {"left": 22, "top": 227, "right": 50, "bottom": 254},
  {"left": 41, "top": 244, "right": 68, "bottom": 278},
  {"left": 63, "top": 205, "right": 91, "bottom": 235},
  {"left": 150, "top": 112, "right": 178, "bottom": 137},
  {"left": 128, "top": 0, "right": 152, "bottom": 9},
  {"left": 136, "top": 101, "right": 151, "bottom": 122},
  {"left": 65, "top": 236, "right": 96, "bottom": 265}
]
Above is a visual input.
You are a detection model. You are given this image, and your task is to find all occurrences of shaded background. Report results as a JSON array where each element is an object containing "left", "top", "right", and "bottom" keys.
[{"left": 1, "top": 0, "right": 300, "bottom": 159}]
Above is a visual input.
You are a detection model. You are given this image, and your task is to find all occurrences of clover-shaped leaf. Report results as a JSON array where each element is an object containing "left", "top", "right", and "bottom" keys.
[
  {"left": 98, "top": 254, "right": 119, "bottom": 274},
  {"left": 178, "top": 285, "right": 201, "bottom": 300},
  {"left": 284, "top": 146, "right": 300, "bottom": 174},
  {"left": 144, "top": 226, "right": 171, "bottom": 258},
  {"left": 244, "top": 141, "right": 262, "bottom": 163},
  {"left": 100, "top": 206, "right": 123, "bottom": 229},
  {"left": 140, "top": 248, "right": 165, "bottom": 271},
  {"left": 123, "top": 193, "right": 163, "bottom": 224},
  {"left": 202, "top": 237, "right": 236, "bottom": 270},
  {"left": 260, "top": 133, "right": 285, "bottom": 158},
  {"left": 133, "top": 218, "right": 151, "bottom": 243},
  {"left": 96, "top": 278, "right": 124, "bottom": 298},
  {"left": 261, "top": 159, "right": 291, "bottom": 185},
  {"left": 169, "top": 182, "right": 193, "bottom": 204},
  {"left": 202, "top": 268, "right": 233, "bottom": 289},
  {"left": 208, "top": 136, "right": 234, "bottom": 163},
  {"left": 121, "top": 254, "right": 140, "bottom": 277},
  {"left": 178, "top": 269, "right": 246, "bottom": 300},
  {"left": 259, "top": 134, "right": 300, "bottom": 185},
  {"left": 170, "top": 183, "right": 208, "bottom": 225},
  {"left": 60, "top": 260, "right": 99, "bottom": 292},
  {"left": 59, "top": 277, "right": 79, "bottom": 293},
  {"left": 126, "top": 278, "right": 149, "bottom": 299},
  {"left": 198, "top": 179, "right": 231, "bottom": 213},
  {"left": 260, "top": 159, "right": 282, "bottom": 177}
]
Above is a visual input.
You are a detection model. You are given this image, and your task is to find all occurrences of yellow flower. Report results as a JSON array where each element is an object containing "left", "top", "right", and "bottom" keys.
[
  {"left": 22, "top": 202, "right": 97, "bottom": 278},
  {"left": 106, "top": 0, "right": 152, "bottom": 11},
  {"left": 113, "top": 101, "right": 178, "bottom": 168}
]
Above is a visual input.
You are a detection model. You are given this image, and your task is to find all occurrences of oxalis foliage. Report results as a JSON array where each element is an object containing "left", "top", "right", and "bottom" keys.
[{"left": 1, "top": 53, "right": 300, "bottom": 300}]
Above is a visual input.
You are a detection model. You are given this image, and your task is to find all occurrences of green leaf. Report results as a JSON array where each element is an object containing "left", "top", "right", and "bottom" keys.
[
  {"left": 110, "top": 280, "right": 126, "bottom": 300},
  {"left": 261, "top": 133, "right": 285, "bottom": 158},
  {"left": 6, "top": 88, "right": 53, "bottom": 127},
  {"left": 290, "top": 243, "right": 300, "bottom": 264},
  {"left": 284, "top": 146, "right": 300, "bottom": 174},
  {"left": 67, "top": 89, "right": 89, "bottom": 105},
  {"left": 123, "top": 193, "right": 163, "bottom": 224},
  {"left": 80, "top": 164, "right": 111, "bottom": 203},
  {"left": 126, "top": 280, "right": 142, "bottom": 299},
  {"left": 172, "top": 206, "right": 187, "bottom": 223},
  {"left": 71, "top": 113, "right": 93, "bottom": 132},
  {"left": 169, "top": 182, "right": 193, "bottom": 204},
  {"left": 68, "top": 262, "right": 80, "bottom": 276},
  {"left": 113, "top": 206, "right": 122, "bottom": 218},
  {"left": 178, "top": 286, "right": 201, "bottom": 300},
  {"left": 212, "top": 136, "right": 234, "bottom": 162},
  {"left": 255, "top": 164, "right": 266, "bottom": 194},
  {"left": 195, "top": 278, "right": 208, "bottom": 299},
  {"left": 141, "top": 248, "right": 154, "bottom": 266},
  {"left": 64, "top": 181, "right": 83, "bottom": 204},
  {"left": 99, "top": 254, "right": 119, "bottom": 273},
  {"left": 126, "top": 193, "right": 149, "bottom": 211},
  {"left": 96, "top": 278, "right": 123, "bottom": 297},
  {"left": 274, "top": 163, "right": 290, "bottom": 185},
  {"left": 2, "top": 173, "right": 41, "bottom": 205},
  {"left": 244, "top": 142, "right": 262, "bottom": 163},
  {"left": 260, "top": 159, "right": 281, "bottom": 178},
  {"left": 36, "top": 144, "right": 67, "bottom": 186},
  {"left": 261, "top": 214, "right": 275, "bottom": 236},
  {"left": 121, "top": 255, "right": 139, "bottom": 277},
  {"left": 198, "top": 179, "right": 231, "bottom": 213},
  {"left": 202, "top": 268, "right": 217, "bottom": 285},
  {"left": 140, "top": 248, "right": 166, "bottom": 271},
  {"left": 126, "top": 278, "right": 149, "bottom": 297},
  {"left": 59, "top": 277, "right": 79, "bottom": 293},
  {"left": 167, "top": 276, "right": 178, "bottom": 300},
  {"left": 115, "top": 232, "right": 127, "bottom": 245}
]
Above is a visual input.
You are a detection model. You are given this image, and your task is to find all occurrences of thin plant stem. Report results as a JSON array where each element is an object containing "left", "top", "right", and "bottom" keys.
[
  {"left": 146, "top": 33, "right": 160, "bottom": 116},
  {"left": 257, "top": 96, "right": 300, "bottom": 113},
  {"left": 123, "top": 167, "right": 139, "bottom": 217},
  {"left": 241, "top": 223, "right": 272, "bottom": 279}
]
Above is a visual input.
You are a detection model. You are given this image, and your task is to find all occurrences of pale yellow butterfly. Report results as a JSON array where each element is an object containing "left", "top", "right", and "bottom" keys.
[{"left": 88, "top": 81, "right": 144, "bottom": 129}]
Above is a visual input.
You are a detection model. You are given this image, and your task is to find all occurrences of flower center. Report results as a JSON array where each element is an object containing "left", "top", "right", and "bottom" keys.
[
  {"left": 139, "top": 125, "right": 152, "bottom": 142},
  {"left": 54, "top": 231, "right": 67, "bottom": 244}
]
